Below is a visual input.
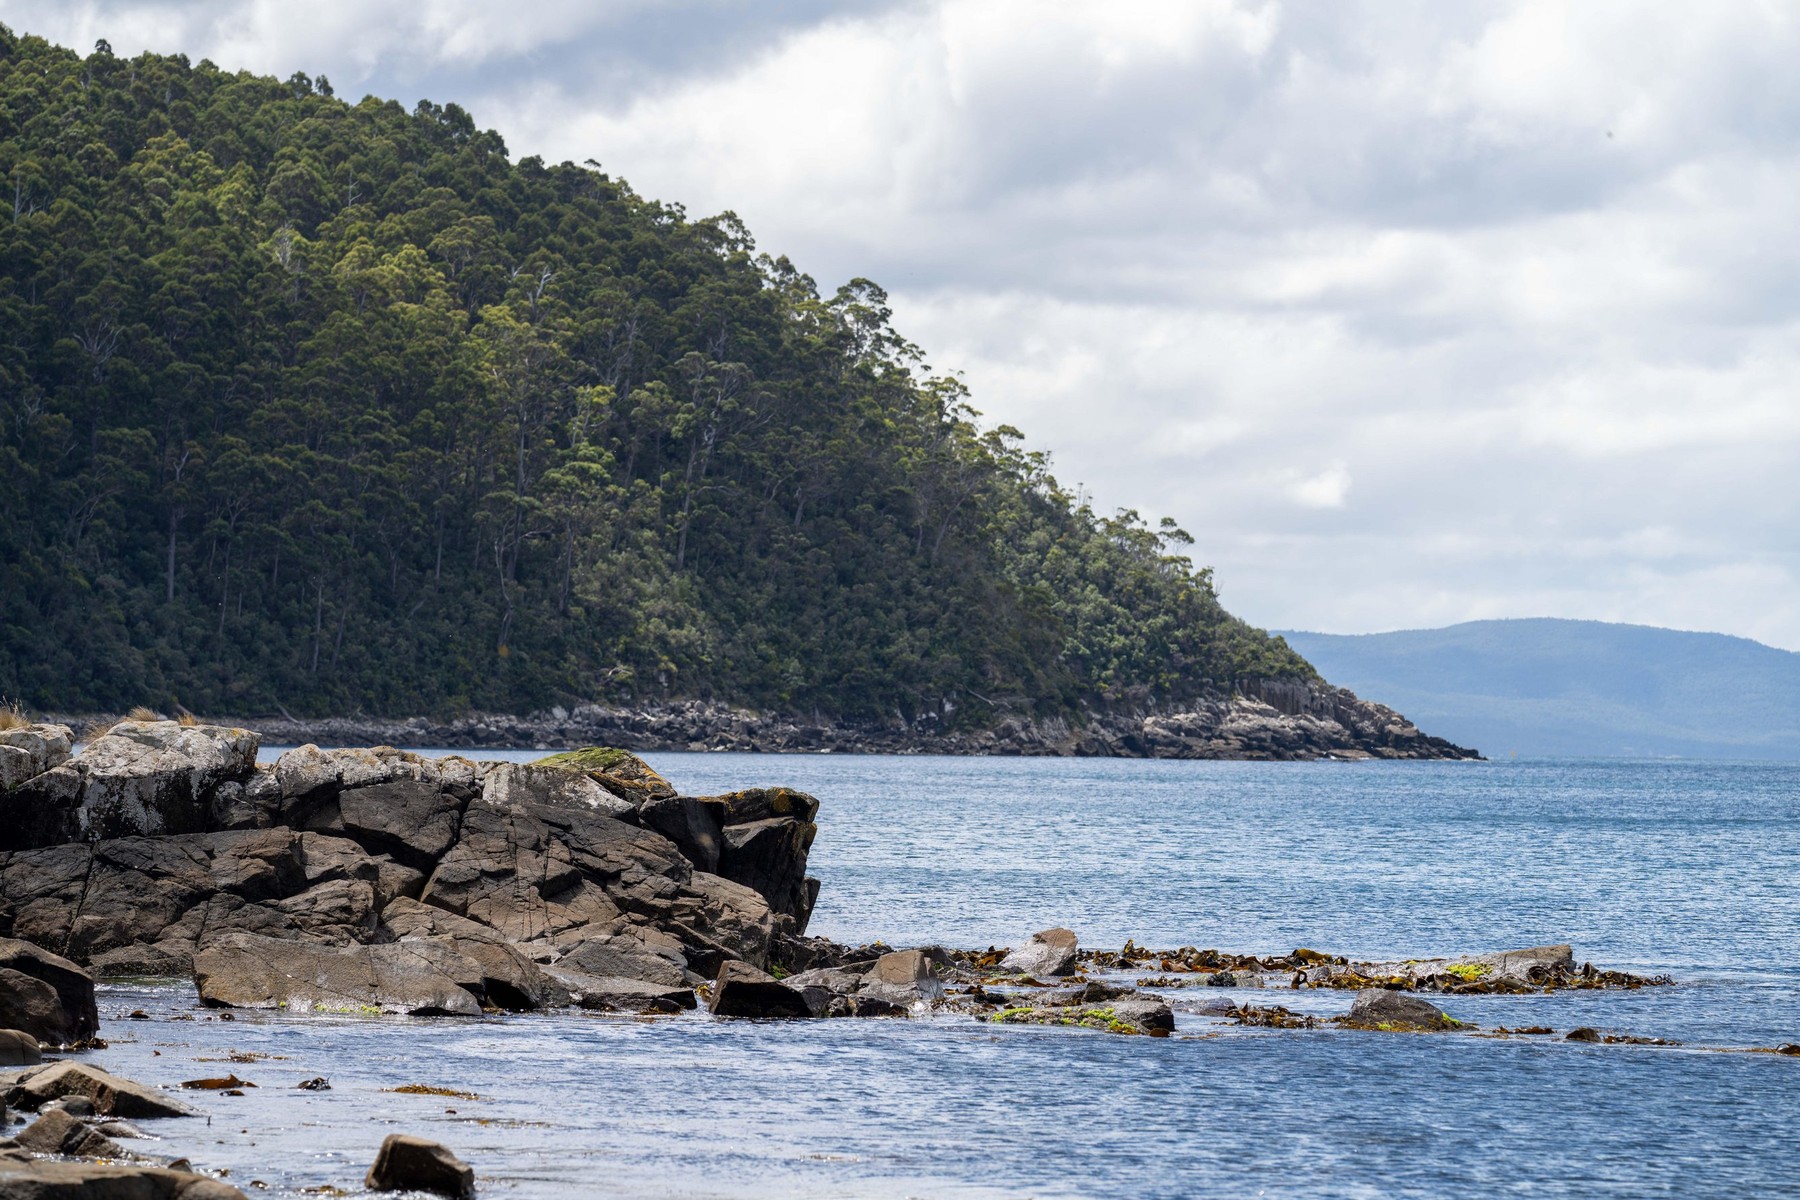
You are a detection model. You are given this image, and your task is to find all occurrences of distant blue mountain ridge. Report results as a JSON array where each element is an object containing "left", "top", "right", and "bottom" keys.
[{"left": 1277, "top": 618, "right": 1800, "bottom": 760}]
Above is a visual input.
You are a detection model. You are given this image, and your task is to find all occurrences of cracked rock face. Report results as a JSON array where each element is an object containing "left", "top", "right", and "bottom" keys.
[{"left": 0, "top": 732, "right": 820, "bottom": 1021}]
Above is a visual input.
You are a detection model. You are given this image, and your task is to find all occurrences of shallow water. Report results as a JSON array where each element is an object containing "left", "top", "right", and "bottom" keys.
[{"left": 92, "top": 754, "right": 1799, "bottom": 1196}]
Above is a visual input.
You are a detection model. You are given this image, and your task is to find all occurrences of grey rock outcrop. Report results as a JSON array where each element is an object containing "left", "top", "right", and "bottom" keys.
[
  {"left": 0, "top": 723, "right": 73, "bottom": 792},
  {"left": 15, "top": 1106, "right": 137, "bottom": 1159},
  {"left": 0, "top": 721, "right": 257, "bottom": 849}
]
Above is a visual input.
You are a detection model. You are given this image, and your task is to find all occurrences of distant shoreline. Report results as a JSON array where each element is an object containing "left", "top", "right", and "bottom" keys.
[{"left": 47, "top": 683, "right": 1479, "bottom": 761}]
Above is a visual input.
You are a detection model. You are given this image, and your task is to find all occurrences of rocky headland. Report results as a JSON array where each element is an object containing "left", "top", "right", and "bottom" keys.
[
  {"left": 58, "top": 677, "right": 1479, "bottom": 760},
  {"left": 0, "top": 718, "right": 1750, "bottom": 1196}
]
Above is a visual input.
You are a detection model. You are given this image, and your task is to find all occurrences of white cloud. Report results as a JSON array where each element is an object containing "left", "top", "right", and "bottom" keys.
[{"left": 3, "top": 0, "right": 1795, "bottom": 649}]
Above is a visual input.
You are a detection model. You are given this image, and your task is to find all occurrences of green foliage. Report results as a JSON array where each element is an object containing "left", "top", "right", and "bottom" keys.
[{"left": 0, "top": 29, "right": 1314, "bottom": 721}]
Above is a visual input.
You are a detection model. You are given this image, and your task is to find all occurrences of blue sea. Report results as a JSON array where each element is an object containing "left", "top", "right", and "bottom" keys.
[{"left": 95, "top": 755, "right": 1800, "bottom": 1197}]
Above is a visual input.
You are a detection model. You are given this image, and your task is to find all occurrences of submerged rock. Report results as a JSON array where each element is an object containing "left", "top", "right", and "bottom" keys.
[
  {"left": 365, "top": 1133, "right": 476, "bottom": 1198},
  {"left": 999, "top": 928, "right": 1079, "bottom": 978}
]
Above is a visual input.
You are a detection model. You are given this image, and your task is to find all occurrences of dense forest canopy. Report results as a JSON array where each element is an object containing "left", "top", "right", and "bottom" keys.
[{"left": 0, "top": 28, "right": 1313, "bottom": 722}]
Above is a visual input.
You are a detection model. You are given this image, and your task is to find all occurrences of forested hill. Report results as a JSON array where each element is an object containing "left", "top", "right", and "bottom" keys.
[{"left": 0, "top": 28, "right": 1313, "bottom": 724}]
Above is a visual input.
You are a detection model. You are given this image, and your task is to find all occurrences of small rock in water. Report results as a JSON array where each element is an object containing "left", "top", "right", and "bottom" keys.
[
  {"left": 1565, "top": 1026, "right": 1602, "bottom": 1042},
  {"left": 296, "top": 1076, "right": 331, "bottom": 1090},
  {"left": 365, "top": 1133, "right": 477, "bottom": 1198},
  {"left": 999, "top": 928, "right": 1079, "bottom": 978},
  {"left": 708, "top": 960, "right": 813, "bottom": 1019},
  {"left": 1342, "top": 990, "right": 1465, "bottom": 1031}
]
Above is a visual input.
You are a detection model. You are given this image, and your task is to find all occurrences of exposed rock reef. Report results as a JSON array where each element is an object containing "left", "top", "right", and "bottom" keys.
[
  {"left": 75, "top": 677, "right": 1478, "bottom": 760},
  {"left": 0, "top": 721, "right": 821, "bottom": 1016}
]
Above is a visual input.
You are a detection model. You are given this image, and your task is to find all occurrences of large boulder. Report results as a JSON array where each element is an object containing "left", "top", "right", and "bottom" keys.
[
  {"left": 7, "top": 1060, "right": 195, "bottom": 1118},
  {"left": 0, "top": 1158, "right": 246, "bottom": 1198},
  {"left": 193, "top": 932, "right": 485, "bottom": 1015},
  {"left": 636, "top": 795, "right": 725, "bottom": 873},
  {"left": 1000, "top": 928, "right": 1079, "bottom": 978},
  {"left": 0, "top": 723, "right": 73, "bottom": 791},
  {"left": 15, "top": 1106, "right": 136, "bottom": 1159},
  {"left": 530, "top": 747, "right": 675, "bottom": 805},
  {"left": 708, "top": 960, "right": 812, "bottom": 1019},
  {"left": 558, "top": 928, "right": 693, "bottom": 987},
  {"left": 419, "top": 795, "right": 776, "bottom": 969},
  {"left": 0, "top": 940, "right": 98, "bottom": 1044},
  {"left": 0, "top": 830, "right": 392, "bottom": 974},
  {"left": 540, "top": 965, "right": 696, "bottom": 1013},
  {"left": 365, "top": 1134, "right": 476, "bottom": 1198},
  {"left": 0, "top": 1028, "right": 42, "bottom": 1065},
  {"left": 480, "top": 762, "right": 635, "bottom": 819},
  {"left": 855, "top": 949, "right": 946, "bottom": 1007},
  {"left": 273, "top": 745, "right": 478, "bottom": 814},
  {"left": 0, "top": 721, "right": 257, "bottom": 849},
  {"left": 717, "top": 818, "right": 817, "bottom": 931},
  {"left": 375, "top": 898, "right": 565, "bottom": 1010}
]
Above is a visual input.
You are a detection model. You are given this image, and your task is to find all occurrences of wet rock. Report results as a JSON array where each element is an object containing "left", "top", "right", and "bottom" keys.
[
  {"left": 1342, "top": 990, "right": 1465, "bottom": 1031},
  {"left": 0, "top": 723, "right": 73, "bottom": 791},
  {"left": 94, "top": 1118, "right": 149, "bottom": 1138},
  {"left": 1000, "top": 928, "right": 1079, "bottom": 978},
  {"left": 7, "top": 1060, "right": 196, "bottom": 1118},
  {"left": 0, "top": 720, "right": 257, "bottom": 850},
  {"left": 16, "top": 1106, "right": 135, "bottom": 1159},
  {"left": 193, "top": 932, "right": 484, "bottom": 1016},
  {"left": 708, "top": 960, "right": 813, "bottom": 1019},
  {"left": 0, "top": 1030, "right": 41, "bottom": 1066},
  {"left": 1566, "top": 1026, "right": 1602, "bottom": 1042},
  {"left": 0, "top": 1158, "right": 247, "bottom": 1198},
  {"left": 531, "top": 747, "right": 675, "bottom": 805},
  {"left": 0, "top": 940, "right": 99, "bottom": 1044},
  {"left": 365, "top": 1133, "right": 476, "bottom": 1198},
  {"left": 375, "top": 899, "right": 565, "bottom": 1010},
  {"left": 540, "top": 965, "right": 696, "bottom": 1013}
]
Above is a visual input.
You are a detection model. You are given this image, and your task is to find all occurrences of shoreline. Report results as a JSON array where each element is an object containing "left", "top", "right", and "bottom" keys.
[{"left": 48, "top": 680, "right": 1480, "bottom": 761}]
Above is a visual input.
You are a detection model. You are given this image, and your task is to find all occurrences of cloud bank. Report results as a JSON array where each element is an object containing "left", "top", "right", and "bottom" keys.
[{"left": 6, "top": 0, "right": 1796, "bottom": 648}]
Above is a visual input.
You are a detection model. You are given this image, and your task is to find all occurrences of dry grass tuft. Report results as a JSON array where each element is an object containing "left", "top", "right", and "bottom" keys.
[
  {"left": 177, "top": 710, "right": 199, "bottom": 727},
  {"left": 126, "top": 705, "right": 159, "bottom": 722},
  {"left": 0, "top": 701, "right": 27, "bottom": 731}
]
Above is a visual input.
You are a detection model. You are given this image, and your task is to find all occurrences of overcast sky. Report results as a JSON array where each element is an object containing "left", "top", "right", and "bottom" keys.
[{"left": 7, "top": 1, "right": 1797, "bottom": 650}]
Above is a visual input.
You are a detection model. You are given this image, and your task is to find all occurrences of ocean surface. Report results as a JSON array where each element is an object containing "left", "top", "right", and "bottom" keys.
[{"left": 92, "top": 754, "right": 1799, "bottom": 1197}]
